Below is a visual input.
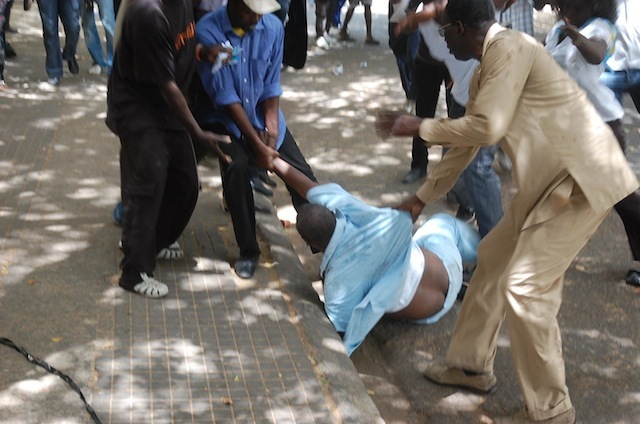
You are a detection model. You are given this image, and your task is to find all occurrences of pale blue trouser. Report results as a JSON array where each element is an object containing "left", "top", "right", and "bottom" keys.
[{"left": 411, "top": 213, "right": 480, "bottom": 324}]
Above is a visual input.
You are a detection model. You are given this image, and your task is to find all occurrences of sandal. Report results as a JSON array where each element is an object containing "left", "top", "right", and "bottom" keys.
[
  {"left": 132, "top": 273, "right": 169, "bottom": 298},
  {"left": 338, "top": 32, "right": 355, "bottom": 42},
  {"left": 118, "top": 240, "right": 184, "bottom": 261},
  {"left": 156, "top": 241, "right": 184, "bottom": 260}
]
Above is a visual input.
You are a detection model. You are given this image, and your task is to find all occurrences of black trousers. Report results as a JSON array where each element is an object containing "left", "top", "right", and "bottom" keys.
[
  {"left": 119, "top": 127, "right": 199, "bottom": 288},
  {"left": 409, "top": 53, "right": 450, "bottom": 171},
  {"left": 609, "top": 119, "right": 640, "bottom": 261},
  {"left": 204, "top": 125, "right": 316, "bottom": 258}
]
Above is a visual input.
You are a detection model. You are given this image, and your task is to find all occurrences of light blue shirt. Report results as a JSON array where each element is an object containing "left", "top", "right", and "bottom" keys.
[
  {"left": 307, "top": 184, "right": 415, "bottom": 355},
  {"left": 195, "top": 8, "right": 287, "bottom": 149}
]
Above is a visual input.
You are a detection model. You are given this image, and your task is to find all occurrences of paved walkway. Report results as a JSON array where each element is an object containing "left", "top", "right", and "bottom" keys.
[{"left": 0, "top": 6, "right": 380, "bottom": 424}]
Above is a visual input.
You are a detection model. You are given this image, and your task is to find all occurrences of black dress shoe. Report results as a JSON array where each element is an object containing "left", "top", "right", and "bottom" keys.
[
  {"left": 234, "top": 256, "right": 258, "bottom": 279},
  {"left": 457, "top": 281, "right": 469, "bottom": 301},
  {"left": 5, "top": 43, "right": 16, "bottom": 58},
  {"left": 259, "top": 170, "right": 277, "bottom": 187},
  {"left": 401, "top": 168, "right": 426, "bottom": 184},
  {"left": 625, "top": 270, "right": 640, "bottom": 287},
  {"left": 68, "top": 57, "right": 79, "bottom": 74},
  {"left": 456, "top": 206, "right": 475, "bottom": 223},
  {"left": 250, "top": 175, "right": 273, "bottom": 197}
]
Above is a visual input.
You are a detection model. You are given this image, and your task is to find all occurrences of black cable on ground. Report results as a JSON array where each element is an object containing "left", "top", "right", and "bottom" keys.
[{"left": 0, "top": 337, "right": 103, "bottom": 424}]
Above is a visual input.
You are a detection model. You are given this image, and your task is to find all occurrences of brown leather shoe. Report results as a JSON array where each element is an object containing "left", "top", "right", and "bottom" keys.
[
  {"left": 494, "top": 407, "right": 576, "bottom": 423},
  {"left": 423, "top": 359, "right": 497, "bottom": 394}
]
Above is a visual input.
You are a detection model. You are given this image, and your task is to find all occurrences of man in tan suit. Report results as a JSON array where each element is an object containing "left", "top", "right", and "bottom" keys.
[{"left": 376, "top": 0, "right": 639, "bottom": 422}]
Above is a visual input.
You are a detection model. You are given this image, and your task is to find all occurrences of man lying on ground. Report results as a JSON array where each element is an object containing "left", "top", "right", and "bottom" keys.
[{"left": 273, "top": 157, "right": 480, "bottom": 355}]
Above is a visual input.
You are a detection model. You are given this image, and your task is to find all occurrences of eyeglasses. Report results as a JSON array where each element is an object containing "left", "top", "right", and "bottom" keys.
[{"left": 437, "top": 22, "right": 452, "bottom": 37}]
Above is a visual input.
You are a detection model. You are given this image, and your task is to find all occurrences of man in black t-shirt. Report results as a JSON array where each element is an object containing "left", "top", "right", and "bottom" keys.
[{"left": 106, "top": 0, "right": 229, "bottom": 298}]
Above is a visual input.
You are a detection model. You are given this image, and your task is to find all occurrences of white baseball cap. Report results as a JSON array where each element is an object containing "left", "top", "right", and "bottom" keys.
[{"left": 242, "top": 0, "right": 281, "bottom": 14}]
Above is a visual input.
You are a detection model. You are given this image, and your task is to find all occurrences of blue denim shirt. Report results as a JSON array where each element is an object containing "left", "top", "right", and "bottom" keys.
[
  {"left": 195, "top": 8, "right": 287, "bottom": 149},
  {"left": 307, "top": 184, "right": 414, "bottom": 355}
]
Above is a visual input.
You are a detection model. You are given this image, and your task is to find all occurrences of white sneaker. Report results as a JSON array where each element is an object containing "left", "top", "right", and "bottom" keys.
[
  {"left": 133, "top": 273, "right": 169, "bottom": 298},
  {"left": 89, "top": 64, "right": 102, "bottom": 75},
  {"left": 315, "top": 36, "right": 330, "bottom": 50},
  {"left": 323, "top": 32, "right": 337, "bottom": 43}
]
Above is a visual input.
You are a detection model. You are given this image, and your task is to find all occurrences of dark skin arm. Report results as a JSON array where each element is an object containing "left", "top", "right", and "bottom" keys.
[
  {"left": 272, "top": 157, "right": 318, "bottom": 198},
  {"left": 375, "top": 110, "right": 428, "bottom": 222},
  {"left": 395, "top": 0, "right": 446, "bottom": 36},
  {"left": 562, "top": 19, "right": 608, "bottom": 65},
  {"left": 226, "top": 103, "right": 279, "bottom": 170},
  {"left": 262, "top": 97, "right": 280, "bottom": 150},
  {"left": 159, "top": 81, "right": 231, "bottom": 163}
]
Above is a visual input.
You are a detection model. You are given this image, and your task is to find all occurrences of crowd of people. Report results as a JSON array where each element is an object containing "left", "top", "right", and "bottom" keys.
[
  {"left": 2, "top": 0, "right": 639, "bottom": 422},
  {"left": 0, "top": 0, "right": 115, "bottom": 88}
]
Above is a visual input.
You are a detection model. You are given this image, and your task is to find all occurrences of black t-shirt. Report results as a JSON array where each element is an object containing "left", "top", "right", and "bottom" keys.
[{"left": 106, "top": 0, "right": 196, "bottom": 134}]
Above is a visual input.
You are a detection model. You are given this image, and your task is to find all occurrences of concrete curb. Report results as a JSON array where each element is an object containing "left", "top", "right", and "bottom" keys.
[{"left": 256, "top": 206, "right": 384, "bottom": 424}]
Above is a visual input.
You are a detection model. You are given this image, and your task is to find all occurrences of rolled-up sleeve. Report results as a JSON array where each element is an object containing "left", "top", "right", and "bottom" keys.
[{"left": 259, "top": 22, "right": 284, "bottom": 102}]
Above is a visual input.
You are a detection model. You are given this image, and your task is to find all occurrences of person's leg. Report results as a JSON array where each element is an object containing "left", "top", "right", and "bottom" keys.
[
  {"left": 324, "top": 0, "right": 336, "bottom": 34},
  {"left": 445, "top": 183, "right": 606, "bottom": 420},
  {"left": 315, "top": 0, "right": 328, "bottom": 39},
  {"left": 332, "top": 0, "right": 345, "bottom": 28},
  {"left": 460, "top": 145, "right": 503, "bottom": 237},
  {"left": 3, "top": 0, "right": 12, "bottom": 32},
  {"left": 339, "top": 2, "right": 356, "bottom": 39},
  {"left": 607, "top": 120, "right": 640, "bottom": 267},
  {"left": 363, "top": 3, "right": 378, "bottom": 44},
  {"left": 214, "top": 134, "right": 260, "bottom": 260},
  {"left": 79, "top": 0, "right": 107, "bottom": 69},
  {"left": 403, "top": 56, "right": 448, "bottom": 183},
  {"left": 389, "top": 23, "right": 411, "bottom": 97},
  {"left": 447, "top": 99, "right": 503, "bottom": 237},
  {"left": 405, "top": 30, "right": 420, "bottom": 101},
  {"left": 0, "top": 2, "right": 5, "bottom": 86},
  {"left": 626, "top": 69, "right": 640, "bottom": 113},
  {"left": 154, "top": 130, "right": 199, "bottom": 255},
  {"left": 614, "top": 192, "right": 640, "bottom": 263},
  {"left": 58, "top": 0, "right": 80, "bottom": 73},
  {"left": 501, "top": 191, "right": 606, "bottom": 420},
  {"left": 118, "top": 128, "right": 170, "bottom": 291},
  {"left": 276, "top": 128, "right": 317, "bottom": 212},
  {"left": 600, "top": 69, "right": 640, "bottom": 113},
  {"left": 36, "top": 0, "right": 64, "bottom": 80},
  {"left": 95, "top": 0, "right": 115, "bottom": 70}
]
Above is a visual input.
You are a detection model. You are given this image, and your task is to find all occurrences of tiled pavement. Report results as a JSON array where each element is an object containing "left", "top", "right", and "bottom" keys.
[{"left": 0, "top": 7, "right": 381, "bottom": 424}]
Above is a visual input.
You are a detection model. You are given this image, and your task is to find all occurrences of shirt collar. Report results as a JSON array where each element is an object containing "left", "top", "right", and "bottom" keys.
[{"left": 221, "top": 6, "right": 266, "bottom": 38}]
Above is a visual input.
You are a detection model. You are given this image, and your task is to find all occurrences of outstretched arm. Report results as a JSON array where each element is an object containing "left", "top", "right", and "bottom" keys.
[{"left": 272, "top": 157, "right": 318, "bottom": 199}]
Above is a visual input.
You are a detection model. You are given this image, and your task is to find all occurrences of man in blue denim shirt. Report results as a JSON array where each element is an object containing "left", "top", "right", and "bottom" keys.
[{"left": 196, "top": 0, "right": 316, "bottom": 279}]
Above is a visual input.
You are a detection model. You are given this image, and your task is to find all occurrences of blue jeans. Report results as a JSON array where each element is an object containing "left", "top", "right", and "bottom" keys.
[
  {"left": 0, "top": 0, "right": 7, "bottom": 80},
  {"left": 600, "top": 69, "right": 640, "bottom": 113},
  {"left": 36, "top": 0, "right": 80, "bottom": 79},
  {"left": 79, "top": 0, "right": 114, "bottom": 72},
  {"left": 388, "top": 24, "right": 419, "bottom": 100},
  {"left": 448, "top": 98, "right": 504, "bottom": 238}
]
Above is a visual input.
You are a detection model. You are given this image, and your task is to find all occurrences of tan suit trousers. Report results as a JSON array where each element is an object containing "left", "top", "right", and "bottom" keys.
[{"left": 446, "top": 179, "right": 609, "bottom": 421}]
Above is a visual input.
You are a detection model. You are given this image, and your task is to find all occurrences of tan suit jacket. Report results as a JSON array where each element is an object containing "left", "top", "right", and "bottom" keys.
[{"left": 416, "top": 24, "right": 639, "bottom": 222}]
